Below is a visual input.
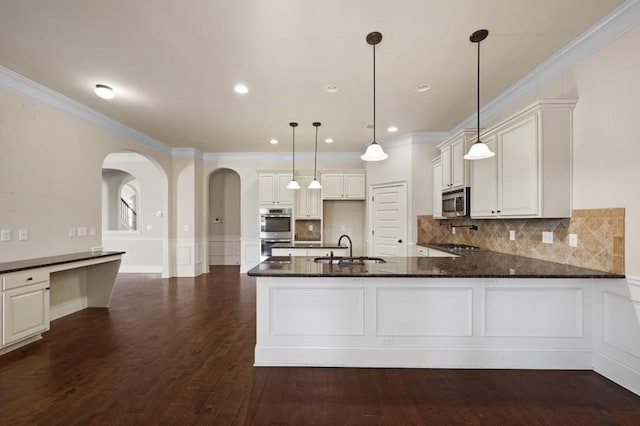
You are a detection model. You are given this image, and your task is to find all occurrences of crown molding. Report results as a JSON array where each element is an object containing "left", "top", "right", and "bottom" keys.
[
  {"left": 0, "top": 65, "right": 173, "bottom": 155},
  {"left": 203, "top": 151, "right": 362, "bottom": 162},
  {"left": 452, "top": 0, "right": 640, "bottom": 134},
  {"left": 1, "top": 0, "right": 637, "bottom": 160}
]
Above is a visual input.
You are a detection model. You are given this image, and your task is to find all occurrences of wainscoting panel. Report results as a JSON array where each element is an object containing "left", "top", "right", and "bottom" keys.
[{"left": 376, "top": 287, "right": 473, "bottom": 336}]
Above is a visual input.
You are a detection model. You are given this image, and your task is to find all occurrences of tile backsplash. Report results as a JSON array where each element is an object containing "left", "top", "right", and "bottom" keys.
[
  {"left": 417, "top": 208, "right": 625, "bottom": 274},
  {"left": 295, "top": 219, "right": 322, "bottom": 241}
]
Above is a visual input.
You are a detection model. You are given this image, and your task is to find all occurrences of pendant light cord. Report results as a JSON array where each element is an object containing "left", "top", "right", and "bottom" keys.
[
  {"left": 373, "top": 42, "right": 376, "bottom": 144},
  {"left": 313, "top": 125, "right": 319, "bottom": 180},
  {"left": 476, "top": 37, "right": 480, "bottom": 143}
]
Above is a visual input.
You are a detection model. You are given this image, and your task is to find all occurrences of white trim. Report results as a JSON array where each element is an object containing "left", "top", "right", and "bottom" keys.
[
  {"left": 172, "top": 147, "right": 204, "bottom": 159},
  {"left": 0, "top": 1, "right": 637, "bottom": 159},
  {"left": 204, "top": 151, "right": 362, "bottom": 162},
  {"left": 0, "top": 65, "right": 172, "bottom": 155},
  {"left": 593, "top": 348, "right": 640, "bottom": 396},
  {"left": 255, "top": 346, "right": 593, "bottom": 369},
  {"left": 452, "top": 0, "right": 640, "bottom": 135},
  {"left": 117, "top": 265, "right": 163, "bottom": 274}
]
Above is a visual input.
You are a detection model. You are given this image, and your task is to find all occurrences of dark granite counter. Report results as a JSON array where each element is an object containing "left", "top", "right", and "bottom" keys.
[
  {"left": 0, "top": 251, "right": 126, "bottom": 274},
  {"left": 247, "top": 251, "right": 625, "bottom": 279},
  {"left": 272, "top": 242, "right": 348, "bottom": 249}
]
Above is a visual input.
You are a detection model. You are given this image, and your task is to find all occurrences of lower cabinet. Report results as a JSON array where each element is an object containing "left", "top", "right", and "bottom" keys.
[{"left": 1, "top": 270, "right": 50, "bottom": 347}]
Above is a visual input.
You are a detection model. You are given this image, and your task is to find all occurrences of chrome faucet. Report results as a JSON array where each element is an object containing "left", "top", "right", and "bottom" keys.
[{"left": 338, "top": 234, "right": 353, "bottom": 258}]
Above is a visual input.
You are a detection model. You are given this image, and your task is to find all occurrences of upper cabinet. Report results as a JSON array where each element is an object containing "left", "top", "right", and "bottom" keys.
[
  {"left": 470, "top": 100, "right": 576, "bottom": 219},
  {"left": 432, "top": 157, "right": 443, "bottom": 219},
  {"left": 321, "top": 172, "right": 365, "bottom": 200},
  {"left": 295, "top": 175, "right": 322, "bottom": 219},
  {"left": 258, "top": 172, "right": 294, "bottom": 205},
  {"left": 438, "top": 130, "right": 475, "bottom": 192}
]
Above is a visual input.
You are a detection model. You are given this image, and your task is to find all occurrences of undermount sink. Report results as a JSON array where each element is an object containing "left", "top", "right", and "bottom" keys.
[{"left": 314, "top": 256, "right": 386, "bottom": 265}]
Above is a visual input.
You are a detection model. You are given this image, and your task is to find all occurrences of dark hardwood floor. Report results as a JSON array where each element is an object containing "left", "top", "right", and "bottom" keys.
[{"left": 1, "top": 266, "right": 640, "bottom": 425}]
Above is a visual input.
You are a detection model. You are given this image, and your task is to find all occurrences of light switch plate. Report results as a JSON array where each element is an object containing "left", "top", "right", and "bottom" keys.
[
  {"left": 0, "top": 229, "right": 10, "bottom": 241},
  {"left": 509, "top": 230, "right": 515, "bottom": 241},
  {"left": 69, "top": 227, "right": 76, "bottom": 238},
  {"left": 89, "top": 226, "right": 96, "bottom": 236},
  {"left": 18, "top": 229, "right": 28, "bottom": 241},
  {"left": 569, "top": 233, "right": 578, "bottom": 247},
  {"left": 77, "top": 226, "right": 88, "bottom": 237},
  {"left": 542, "top": 231, "right": 553, "bottom": 244}
]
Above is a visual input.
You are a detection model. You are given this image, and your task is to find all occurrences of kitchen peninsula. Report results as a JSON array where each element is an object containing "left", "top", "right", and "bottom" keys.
[{"left": 248, "top": 250, "right": 627, "bottom": 381}]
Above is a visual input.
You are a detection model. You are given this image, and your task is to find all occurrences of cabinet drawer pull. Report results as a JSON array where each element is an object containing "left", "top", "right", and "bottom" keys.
[{"left": 27, "top": 277, "right": 33, "bottom": 281}]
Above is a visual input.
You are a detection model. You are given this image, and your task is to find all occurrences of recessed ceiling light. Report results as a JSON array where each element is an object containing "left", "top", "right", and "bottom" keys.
[
  {"left": 94, "top": 84, "right": 114, "bottom": 99},
  {"left": 234, "top": 84, "right": 249, "bottom": 94},
  {"left": 324, "top": 84, "right": 339, "bottom": 93},
  {"left": 269, "top": 138, "right": 278, "bottom": 145},
  {"left": 324, "top": 138, "right": 334, "bottom": 144},
  {"left": 416, "top": 84, "right": 431, "bottom": 93},
  {"left": 387, "top": 126, "right": 398, "bottom": 133}
]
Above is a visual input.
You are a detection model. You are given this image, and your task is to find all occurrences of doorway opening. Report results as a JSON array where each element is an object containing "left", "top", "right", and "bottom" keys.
[{"left": 208, "top": 168, "right": 241, "bottom": 265}]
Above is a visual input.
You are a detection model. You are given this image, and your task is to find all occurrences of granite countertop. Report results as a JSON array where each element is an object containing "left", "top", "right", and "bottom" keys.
[
  {"left": 272, "top": 242, "right": 349, "bottom": 249},
  {"left": 247, "top": 250, "right": 625, "bottom": 279},
  {"left": 0, "top": 251, "right": 126, "bottom": 274}
]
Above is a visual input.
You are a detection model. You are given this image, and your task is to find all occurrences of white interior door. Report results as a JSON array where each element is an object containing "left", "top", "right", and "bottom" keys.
[{"left": 370, "top": 183, "right": 407, "bottom": 257}]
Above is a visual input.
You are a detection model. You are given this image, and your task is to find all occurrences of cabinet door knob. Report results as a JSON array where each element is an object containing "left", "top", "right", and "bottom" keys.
[
  {"left": 497, "top": 210, "right": 501, "bottom": 213},
  {"left": 491, "top": 210, "right": 495, "bottom": 213},
  {"left": 398, "top": 239, "right": 403, "bottom": 243}
]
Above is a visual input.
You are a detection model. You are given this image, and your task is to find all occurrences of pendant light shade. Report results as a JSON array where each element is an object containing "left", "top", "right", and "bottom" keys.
[
  {"left": 286, "top": 122, "right": 301, "bottom": 190},
  {"left": 464, "top": 29, "right": 495, "bottom": 161},
  {"left": 308, "top": 122, "right": 322, "bottom": 189},
  {"left": 361, "top": 31, "right": 388, "bottom": 162}
]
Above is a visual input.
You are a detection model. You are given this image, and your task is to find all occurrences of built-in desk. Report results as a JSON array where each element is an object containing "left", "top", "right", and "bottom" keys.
[{"left": 0, "top": 251, "right": 125, "bottom": 355}]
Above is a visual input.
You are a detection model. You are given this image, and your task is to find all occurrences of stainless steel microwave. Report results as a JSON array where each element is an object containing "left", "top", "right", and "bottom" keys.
[
  {"left": 259, "top": 207, "right": 292, "bottom": 239},
  {"left": 442, "top": 187, "right": 470, "bottom": 218}
]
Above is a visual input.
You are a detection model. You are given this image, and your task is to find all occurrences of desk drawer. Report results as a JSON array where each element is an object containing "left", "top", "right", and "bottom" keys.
[{"left": 2, "top": 270, "right": 50, "bottom": 290}]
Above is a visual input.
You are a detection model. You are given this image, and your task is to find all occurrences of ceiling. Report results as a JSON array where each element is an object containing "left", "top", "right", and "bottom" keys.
[{"left": 0, "top": 0, "right": 624, "bottom": 154}]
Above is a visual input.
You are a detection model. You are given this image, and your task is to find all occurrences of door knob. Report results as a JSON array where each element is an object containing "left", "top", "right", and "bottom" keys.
[{"left": 398, "top": 239, "right": 402, "bottom": 243}]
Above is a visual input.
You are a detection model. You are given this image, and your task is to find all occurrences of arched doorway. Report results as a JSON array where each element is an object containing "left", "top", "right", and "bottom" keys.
[
  {"left": 101, "top": 151, "right": 168, "bottom": 274},
  {"left": 208, "top": 168, "right": 241, "bottom": 265}
]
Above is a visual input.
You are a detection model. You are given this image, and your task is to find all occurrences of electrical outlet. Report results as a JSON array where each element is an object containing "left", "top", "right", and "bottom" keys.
[
  {"left": 452, "top": 227, "right": 456, "bottom": 235},
  {"left": 18, "top": 229, "right": 28, "bottom": 241},
  {"left": 68, "top": 227, "right": 76, "bottom": 238},
  {"left": 569, "top": 233, "right": 578, "bottom": 247},
  {"left": 77, "top": 226, "right": 88, "bottom": 237},
  {"left": 509, "top": 230, "right": 515, "bottom": 241},
  {"left": 382, "top": 336, "right": 393, "bottom": 345},
  {"left": 146, "top": 225, "right": 153, "bottom": 231},
  {"left": 0, "top": 229, "right": 10, "bottom": 241},
  {"left": 542, "top": 231, "right": 554, "bottom": 244}
]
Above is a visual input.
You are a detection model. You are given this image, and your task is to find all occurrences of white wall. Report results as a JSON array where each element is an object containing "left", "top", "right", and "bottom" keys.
[{"left": 0, "top": 87, "right": 172, "bottom": 263}]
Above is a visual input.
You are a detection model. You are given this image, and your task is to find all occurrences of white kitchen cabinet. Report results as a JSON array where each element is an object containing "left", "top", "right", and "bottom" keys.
[
  {"left": 295, "top": 176, "right": 321, "bottom": 219},
  {"left": 1, "top": 270, "right": 50, "bottom": 347},
  {"left": 470, "top": 100, "right": 575, "bottom": 219},
  {"left": 258, "top": 172, "right": 294, "bottom": 205},
  {"left": 438, "top": 130, "right": 474, "bottom": 191},
  {"left": 432, "top": 157, "right": 443, "bottom": 219},
  {"left": 321, "top": 172, "right": 365, "bottom": 200}
]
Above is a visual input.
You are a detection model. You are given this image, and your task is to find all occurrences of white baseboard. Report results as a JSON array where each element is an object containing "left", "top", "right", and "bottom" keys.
[
  {"left": 50, "top": 298, "right": 88, "bottom": 321},
  {"left": 0, "top": 335, "right": 42, "bottom": 355},
  {"left": 255, "top": 346, "right": 593, "bottom": 369},
  {"left": 593, "top": 350, "right": 640, "bottom": 396},
  {"left": 117, "top": 265, "right": 163, "bottom": 274}
]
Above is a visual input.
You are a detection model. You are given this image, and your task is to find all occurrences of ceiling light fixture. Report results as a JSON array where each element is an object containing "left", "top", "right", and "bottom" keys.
[
  {"left": 286, "top": 122, "right": 301, "bottom": 190},
  {"left": 234, "top": 83, "right": 249, "bottom": 94},
  {"left": 94, "top": 84, "right": 114, "bottom": 99},
  {"left": 324, "top": 84, "right": 339, "bottom": 93},
  {"left": 416, "top": 84, "right": 431, "bottom": 93},
  {"left": 361, "top": 31, "right": 388, "bottom": 162},
  {"left": 325, "top": 138, "right": 334, "bottom": 144},
  {"left": 387, "top": 126, "right": 398, "bottom": 133},
  {"left": 269, "top": 138, "right": 278, "bottom": 145},
  {"left": 464, "top": 29, "right": 495, "bottom": 161},
  {"left": 308, "top": 122, "right": 322, "bottom": 189}
]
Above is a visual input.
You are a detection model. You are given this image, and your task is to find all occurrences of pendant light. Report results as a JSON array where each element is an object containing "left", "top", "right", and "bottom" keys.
[
  {"left": 464, "top": 29, "right": 495, "bottom": 161},
  {"left": 361, "top": 31, "right": 388, "bottom": 162},
  {"left": 286, "top": 122, "right": 301, "bottom": 189},
  {"left": 308, "top": 122, "right": 322, "bottom": 189}
]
